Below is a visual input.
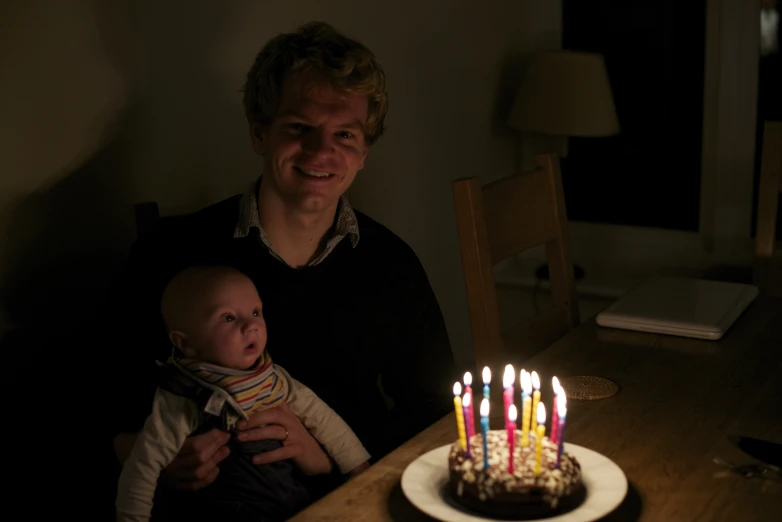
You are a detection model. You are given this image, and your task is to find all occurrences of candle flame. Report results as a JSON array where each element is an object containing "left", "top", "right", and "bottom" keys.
[
  {"left": 463, "top": 391, "right": 471, "bottom": 407},
  {"left": 453, "top": 382, "right": 462, "bottom": 396},
  {"left": 557, "top": 391, "right": 567, "bottom": 418},
  {"left": 464, "top": 371, "right": 472, "bottom": 386},
  {"left": 531, "top": 371, "right": 540, "bottom": 390},
  {"left": 503, "top": 364, "right": 515, "bottom": 388},
  {"left": 521, "top": 370, "right": 532, "bottom": 394},
  {"left": 508, "top": 404, "right": 517, "bottom": 422},
  {"left": 552, "top": 376, "right": 560, "bottom": 393},
  {"left": 536, "top": 402, "right": 546, "bottom": 425},
  {"left": 482, "top": 366, "right": 491, "bottom": 384},
  {"left": 480, "top": 398, "right": 490, "bottom": 417}
]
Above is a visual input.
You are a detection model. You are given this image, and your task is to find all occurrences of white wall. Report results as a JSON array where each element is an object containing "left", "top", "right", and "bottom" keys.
[
  {"left": 0, "top": 0, "right": 562, "bottom": 369},
  {"left": 0, "top": 0, "right": 136, "bottom": 333}
]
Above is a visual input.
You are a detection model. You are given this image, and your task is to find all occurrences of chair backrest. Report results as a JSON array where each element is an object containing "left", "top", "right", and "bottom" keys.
[
  {"left": 754, "top": 120, "right": 782, "bottom": 294},
  {"left": 452, "top": 153, "right": 579, "bottom": 370}
]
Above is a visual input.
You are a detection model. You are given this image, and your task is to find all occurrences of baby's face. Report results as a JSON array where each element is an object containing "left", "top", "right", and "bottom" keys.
[{"left": 186, "top": 274, "right": 267, "bottom": 370}]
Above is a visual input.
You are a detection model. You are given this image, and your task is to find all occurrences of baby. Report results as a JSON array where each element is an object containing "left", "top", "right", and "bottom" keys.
[{"left": 116, "top": 265, "right": 370, "bottom": 522}]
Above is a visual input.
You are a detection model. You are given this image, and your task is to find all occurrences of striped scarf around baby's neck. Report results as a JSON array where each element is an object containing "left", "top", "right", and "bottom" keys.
[{"left": 175, "top": 350, "right": 286, "bottom": 416}]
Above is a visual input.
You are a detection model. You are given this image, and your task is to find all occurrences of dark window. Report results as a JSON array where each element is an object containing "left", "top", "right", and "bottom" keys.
[{"left": 561, "top": 0, "right": 706, "bottom": 231}]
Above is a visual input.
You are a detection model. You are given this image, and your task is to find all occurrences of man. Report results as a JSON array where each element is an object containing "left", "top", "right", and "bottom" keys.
[{"left": 109, "top": 21, "right": 456, "bottom": 506}]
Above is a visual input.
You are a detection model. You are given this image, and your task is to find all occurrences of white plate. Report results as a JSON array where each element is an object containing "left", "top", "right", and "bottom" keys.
[{"left": 400, "top": 443, "right": 628, "bottom": 522}]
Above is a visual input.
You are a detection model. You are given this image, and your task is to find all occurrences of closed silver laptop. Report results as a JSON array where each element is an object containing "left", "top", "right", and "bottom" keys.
[{"left": 596, "top": 277, "right": 759, "bottom": 340}]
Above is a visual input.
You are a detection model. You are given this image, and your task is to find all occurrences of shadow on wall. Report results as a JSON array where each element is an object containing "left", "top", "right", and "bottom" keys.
[
  {"left": 0, "top": 0, "right": 139, "bottom": 352},
  {"left": 0, "top": 102, "right": 140, "bottom": 388},
  {"left": 493, "top": 51, "right": 558, "bottom": 176},
  {"left": 1, "top": 105, "right": 139, "bottom": 520},
  {"left": 0, "top": 103, "right": 137, "bottom": 342},
  {"left": 492, "top": 52, "right": 532, "bottom": 139}
]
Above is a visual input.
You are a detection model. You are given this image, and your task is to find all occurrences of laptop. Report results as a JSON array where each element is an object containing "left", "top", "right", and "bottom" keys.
[{"left": 595, "top": 276, "right": 758, "bottom": 340}]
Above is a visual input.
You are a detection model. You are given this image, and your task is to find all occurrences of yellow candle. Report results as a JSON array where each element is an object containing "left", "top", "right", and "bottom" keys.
[
  {"left": 535, "top": 402, "right": 547, "bottom": 476},
  {"left": 521, "top": 370, "right": 532, "bottom": 447},
  {"left": 453, "top": 382, "right": 467, "bottom": 451},
  {"left": 531, "top": 371, "right": 541, "bottom": 433}
]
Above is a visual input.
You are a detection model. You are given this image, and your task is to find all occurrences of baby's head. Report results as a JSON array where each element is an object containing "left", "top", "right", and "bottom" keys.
[{"left": 161, "top": 265, "right": 267, "bottom": 370}]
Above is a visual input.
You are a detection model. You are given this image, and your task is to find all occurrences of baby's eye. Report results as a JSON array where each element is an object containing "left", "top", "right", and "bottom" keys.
[
  {"left": 288, "top": 122, "right": 306, "bottom": 132},
  {"left": 252, "top": 309, "right": 260, "bottom": 317},
  {"left": 336, "top": 131, "right": 353, "bottom": 139},
  {"left": 223, "top": 314, "right": 235, "bottom": 322}
]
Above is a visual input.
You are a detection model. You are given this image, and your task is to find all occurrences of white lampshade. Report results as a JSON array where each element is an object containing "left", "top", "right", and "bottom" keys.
[{"left": 508, "top": 50, "right": 620, "bottom": 137}]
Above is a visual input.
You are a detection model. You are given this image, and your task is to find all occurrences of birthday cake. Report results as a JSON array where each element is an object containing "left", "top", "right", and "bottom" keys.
[{"left": 447, "top": 429, "right": 585, "bottom": 519}]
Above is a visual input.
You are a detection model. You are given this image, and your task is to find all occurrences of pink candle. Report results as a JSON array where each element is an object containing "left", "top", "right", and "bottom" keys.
[
  {"left": 507, "top": 404, "right": 517, "bottom": 474},
  {"left": 463, "top": 372, "right": 475, "bottom": 435},
  {"left": 550, "top": 377, "right": 560, "bottom": 444},
  {"left": 463, "top": 391, "right": 475, "bottom": 456},
  {"left": 503, "top": 364, "right": 515, "bottom": 428}
]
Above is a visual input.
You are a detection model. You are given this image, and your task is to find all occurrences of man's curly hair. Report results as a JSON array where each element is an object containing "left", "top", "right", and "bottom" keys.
[{"left": 243, "top": 21, "right": 388, "bottom": 145}]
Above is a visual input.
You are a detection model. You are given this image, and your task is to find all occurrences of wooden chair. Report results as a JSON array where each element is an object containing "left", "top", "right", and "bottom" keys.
[
  {"left": 754, "top": 121, "right": 782, "bottom": 295},
  {"left": 452, "top": 153, "right": 579, "bottom": 375}
]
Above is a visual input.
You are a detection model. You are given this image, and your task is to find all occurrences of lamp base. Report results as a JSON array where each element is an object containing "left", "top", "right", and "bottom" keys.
[{"left": 535, "top": 264, "right": 585, "bottom": 281}]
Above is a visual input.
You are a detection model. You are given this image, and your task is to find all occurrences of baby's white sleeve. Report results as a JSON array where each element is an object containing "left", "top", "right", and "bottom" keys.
[{"left": 115, "top": 388, "right": 200, "bottom": 522}]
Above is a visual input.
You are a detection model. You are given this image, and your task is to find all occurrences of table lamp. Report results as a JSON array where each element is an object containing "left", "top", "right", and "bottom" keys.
[
  {"left": 508, "top": 50, "right": 619, "bottom": 158},
  {"left": 507, "top": 50, "right": 619, "bottom": 281}
]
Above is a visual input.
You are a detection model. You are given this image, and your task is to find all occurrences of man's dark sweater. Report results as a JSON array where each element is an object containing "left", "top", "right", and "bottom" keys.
[{"left": 109, "top": 194, "right": 457, "bottom": 464}]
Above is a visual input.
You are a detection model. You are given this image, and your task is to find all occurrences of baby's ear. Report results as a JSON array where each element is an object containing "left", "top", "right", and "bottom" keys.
[{"left": 169, "top": 330, "right": 197, "bottom": 358}]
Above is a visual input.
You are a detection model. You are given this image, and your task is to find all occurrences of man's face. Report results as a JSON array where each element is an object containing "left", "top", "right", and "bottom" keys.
[
  {"left": 184, "top": 274, "right": 268, "bottom": 370},
  {"left": 251, "top": 73, "right": 369, "bottom": 216}
]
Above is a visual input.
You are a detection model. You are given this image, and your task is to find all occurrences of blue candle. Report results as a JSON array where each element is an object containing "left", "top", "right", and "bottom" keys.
[
  {"left": 480, "top": 398, "right": 490, "bottom": 470},
  {"left": 482, "top": 366, "right": 491, "bottom": 403},
  {"left": 556, "top": 393, "right": 568, "bottom": 467}
]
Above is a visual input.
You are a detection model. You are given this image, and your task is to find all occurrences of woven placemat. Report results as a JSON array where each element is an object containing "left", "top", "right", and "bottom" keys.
[{"left": 559, "top": 376, "right": 619, "bottom": 400}]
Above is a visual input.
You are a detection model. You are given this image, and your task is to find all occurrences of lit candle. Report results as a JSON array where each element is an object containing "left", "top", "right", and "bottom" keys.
[
  {"left": 535, "top": 402, "right": 547, "bottom": 476},
  {"left": 503, "top": 364, "right": 515, "bottom": 429},
  {"left": 453, "top": 382, "right": 467, "bottom": 451},
  {"left": 556, "top": 392, "right": 567, "bottom": 468},
  {"left": 462, "top": 391, "right": 474, "bottom": 458},
  {"left": 550, "top": 377, "right": 560, "bottom": 444},
  {"left": 521, "top": 370, "right": 532, "bottom": 447},
  {"left": 531, "top": 371, "right": 541, "bottom": 433},
  {"left": 480, "top": 398, "right": 490, "bottom": 470},
  {"left": 507, "top": 404, "right": 517, "bottom": 474},
  {"left": 482, "top": 366, "right": 491, "bottom": 404},
  {"left": 463, "top": 372, "right": 475, "bottom": 439}
]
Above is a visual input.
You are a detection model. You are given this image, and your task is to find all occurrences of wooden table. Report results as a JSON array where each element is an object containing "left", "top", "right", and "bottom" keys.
[{"left": 290, "top": 296, "right": 782, "bottom": 521}]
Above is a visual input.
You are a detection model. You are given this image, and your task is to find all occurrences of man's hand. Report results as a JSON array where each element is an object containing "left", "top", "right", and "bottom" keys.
[
  {"left": 236, "top": 402, "right": 332, "bottom": 476},
  {"left": 159, "top": 429, "right": 232, "bottom": 491}
]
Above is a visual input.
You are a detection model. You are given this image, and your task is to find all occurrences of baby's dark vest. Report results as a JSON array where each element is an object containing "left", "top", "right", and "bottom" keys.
[{"left": 150, "top": 363, "right": 311, "bottom": 522}]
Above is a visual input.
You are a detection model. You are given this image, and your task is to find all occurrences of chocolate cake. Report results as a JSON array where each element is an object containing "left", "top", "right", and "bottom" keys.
[{"left": 447, "top": 429, "right": 585, "bottom": 519}]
